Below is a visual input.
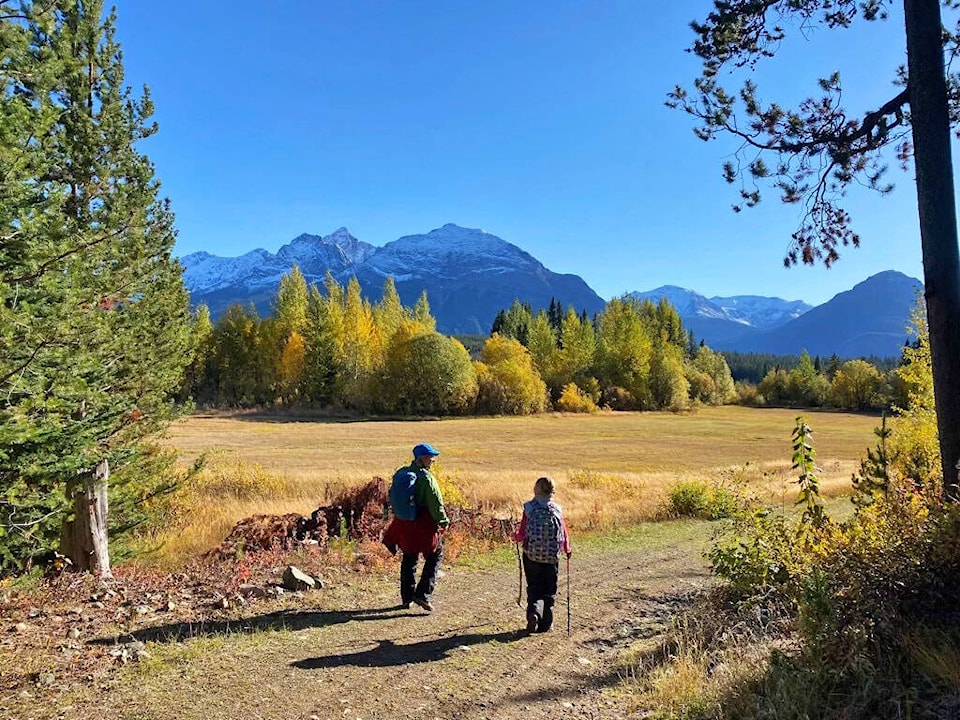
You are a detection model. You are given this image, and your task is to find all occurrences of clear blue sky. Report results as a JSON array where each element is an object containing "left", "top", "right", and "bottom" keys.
[{"left": 114, "top": 1, "right": 937, "bottom": 306}]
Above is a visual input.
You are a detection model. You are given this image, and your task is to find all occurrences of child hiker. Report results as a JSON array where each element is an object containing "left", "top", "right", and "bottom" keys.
[{"left": 513, "top": 476, "right": 572, "bottom": 633}]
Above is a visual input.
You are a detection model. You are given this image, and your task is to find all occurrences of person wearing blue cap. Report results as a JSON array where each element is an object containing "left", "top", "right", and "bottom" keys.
[{"left": 381, "top": 442, "right": 450, "bottom": 611}]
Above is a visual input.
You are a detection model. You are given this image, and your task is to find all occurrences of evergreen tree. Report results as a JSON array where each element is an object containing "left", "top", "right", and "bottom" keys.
[
  {"left": 301, "top": 285, "right": 340, "bottom": 405},
  {"left": 547, "top": 297, "right": 564, "bottom": 337},
  {"left": 0, "top": 1, "right": 191, "bottom": 573}
]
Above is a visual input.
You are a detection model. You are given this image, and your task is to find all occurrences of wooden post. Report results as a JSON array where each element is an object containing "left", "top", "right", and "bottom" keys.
[{"left": 60, "top": 459, "right": 112, "bottom": 578}]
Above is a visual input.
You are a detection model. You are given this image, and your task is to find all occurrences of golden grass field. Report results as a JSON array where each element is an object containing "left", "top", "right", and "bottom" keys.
[{"left": 152, "top": 406, "right": 882, "bottom": 563}]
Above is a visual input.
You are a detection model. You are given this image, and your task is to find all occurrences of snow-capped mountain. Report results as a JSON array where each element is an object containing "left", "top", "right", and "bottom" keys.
[
  {"left": 628, "top": 272, "right": 921, "bottom": 358},
  {"left": 181, "top": 224, "right": 606, "bottom": 335},
  {"left": 181, "top": 225, "right": 920, "bottom": 357},
  {"left": 626, "top": 286, "right": 812, "bottom": 347},
  {"left": 182, "top": 227, "right": 375, "bottom": 295},
  {"left": 729, "top": 271, "right": 923, "bottom": 357}
]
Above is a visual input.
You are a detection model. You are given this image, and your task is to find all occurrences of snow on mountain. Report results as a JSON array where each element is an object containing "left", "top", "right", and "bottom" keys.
[
  {"left": 708, "top": 295, "right": 812, "bottom": 330},
  {"left": 364, "top": 224, "right": 541, "bottom": 279},
  {"left": 628, "top": 285, "right": 812, "bottom": 330},
  {"left": 181, "top": 224, "right": 605, "bottom": 334},
  {"left": 181, "top": 247, "right": 285, "bottom": 293},
  {"left": 181, "top": 228, "right": 375, "bottom": 294},
  {"left": 276, "top": 227, "right": 375, "bottom": 269}
]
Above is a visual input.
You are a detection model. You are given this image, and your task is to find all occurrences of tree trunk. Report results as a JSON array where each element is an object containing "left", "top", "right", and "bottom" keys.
[
  {"left": 60, "top": 459, "right": 112, "bottom": 577},
  {"left": 904, "top": 0, "right": 960, "bottom": 498}
]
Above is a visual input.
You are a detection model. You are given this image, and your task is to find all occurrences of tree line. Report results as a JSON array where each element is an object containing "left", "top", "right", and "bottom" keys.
[{"left": 184, "top": 271, "right": 740, "bottom": 415}]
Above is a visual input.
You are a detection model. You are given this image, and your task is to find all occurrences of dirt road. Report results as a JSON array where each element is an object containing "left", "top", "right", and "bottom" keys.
[{"left": 15, "top": 522, "right": 712, "bottom": 720}]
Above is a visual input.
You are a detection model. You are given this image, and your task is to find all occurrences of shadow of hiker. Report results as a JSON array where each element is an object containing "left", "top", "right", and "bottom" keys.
[
  {"left": 88, "top": 605, "right": 406, "bottom": 646},
  {"left": 291, "top": 630, "right": 523, "bottom": 669}
]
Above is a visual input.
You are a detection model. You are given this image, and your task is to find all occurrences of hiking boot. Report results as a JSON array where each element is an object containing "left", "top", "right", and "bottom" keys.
[
  {"left": 412, "top": 596, "right": 433, "bottom": 612},
  {"left": 401, "top": 602, "right": 411, "bottom": 609},
  {"left": 525, "top": 616, "right": 539, "bottom": 633}
]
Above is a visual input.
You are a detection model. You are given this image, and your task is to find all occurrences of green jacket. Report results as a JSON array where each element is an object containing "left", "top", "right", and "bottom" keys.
[{"left": 409, "top": 464, "right": 450, "bottom": 527}]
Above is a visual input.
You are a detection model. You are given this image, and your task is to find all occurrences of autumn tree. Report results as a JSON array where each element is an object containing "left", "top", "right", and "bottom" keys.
[
  {"left": 0, "top": 1, "right": 192, "bottom": 573},
  {"left": 474, "top": 334, "right": 549, "bottom": 414},
  {"left": 594, "top": 298, "right": 654, "bottom": 408},
  {"left": 671, "top": 0, "right": 960, "bottom": 495},
  {"left": 831, "top": 359, "right": 883, "bottom": 409},
  {"left": 381, "top": 332, "right": 478, "bottom": 415},
  {"left": 686, "top": 344, "right": 737, "bottom": 405}
]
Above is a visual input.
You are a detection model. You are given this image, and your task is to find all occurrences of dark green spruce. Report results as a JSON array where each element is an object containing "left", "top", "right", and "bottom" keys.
[{"left": 0, "top": 1, "right": 192, "bottom": 575}]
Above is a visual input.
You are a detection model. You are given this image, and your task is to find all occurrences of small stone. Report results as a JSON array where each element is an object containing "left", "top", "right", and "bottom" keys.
[
  {"left": 37, "top": 672, "right": 56, "bottom": 686},
  {"left": 68, "top": 628, "right": 81, "bottom": 640},
  {"left": 576, "top": 656, "right": 592, "bottom": 665},
  {"left": 14, "top": 622, "right": 28, "bottom": 633}
]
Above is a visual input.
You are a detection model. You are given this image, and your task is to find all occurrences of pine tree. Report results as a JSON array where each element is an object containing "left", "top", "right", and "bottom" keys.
[
  {"left": 0, "top": 1, "right": 191, "bottom": 574},
  {"left": 671, "top": 0, "right": 960, "bottom": 496}
]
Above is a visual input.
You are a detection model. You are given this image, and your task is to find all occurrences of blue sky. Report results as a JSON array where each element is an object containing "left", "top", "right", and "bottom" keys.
[{"left": 115, "top": 1, "right": 936, "bottom": 306}]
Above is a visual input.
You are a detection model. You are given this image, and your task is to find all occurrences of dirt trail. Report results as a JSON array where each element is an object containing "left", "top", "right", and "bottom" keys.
[{"left": 23, "top": 524, "right": 712, "bottom": 720}]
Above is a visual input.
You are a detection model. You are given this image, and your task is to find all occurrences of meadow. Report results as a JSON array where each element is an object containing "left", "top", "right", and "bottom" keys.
[{"left": 155, "top": 406, "right": 881, "bottom": 562}]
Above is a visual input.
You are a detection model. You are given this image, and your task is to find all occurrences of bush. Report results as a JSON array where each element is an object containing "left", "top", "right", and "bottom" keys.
[
  {"left": 667, "top": 480, "right": 738, "bottom": 520},
  {"left": 601, "top": 385, "right": 637, "bottom": 410},
  {"left": 556, "top": 383, "right": 599, "bottom": 413}
]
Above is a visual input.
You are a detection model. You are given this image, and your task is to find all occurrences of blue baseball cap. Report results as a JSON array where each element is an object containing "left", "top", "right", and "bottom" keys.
[{"left": 413, "top": 443, "right": 440, "bottom": 458}]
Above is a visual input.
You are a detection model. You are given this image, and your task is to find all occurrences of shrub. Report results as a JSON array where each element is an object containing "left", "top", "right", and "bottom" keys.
[
  {"left": 568, "top": 469, "right": 640, "bottom": 497},
  {"left": 601, "top": 385, "right": 637, "bottom": 410},
  {"left": 666, "top": 480, "right": 738, "bottom": 520},
  {"left": 556, "top": 383, "right": 599, "bottom": 413}
]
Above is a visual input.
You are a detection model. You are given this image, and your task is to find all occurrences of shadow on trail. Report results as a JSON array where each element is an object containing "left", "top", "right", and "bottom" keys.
[
  {"left": 291, "top": 630, "right": 523, "bottom": 669},
  {"left": 88, "top": 605, "right": 407, "bottom": 646}
]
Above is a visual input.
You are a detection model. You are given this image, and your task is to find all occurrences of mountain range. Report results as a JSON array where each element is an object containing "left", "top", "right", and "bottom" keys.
[
  {"left": 181, "top": 225, "right": 923, "bottom": 359},
  {"left": 182, "top": 224, "right": 606, "bottom": 335}
]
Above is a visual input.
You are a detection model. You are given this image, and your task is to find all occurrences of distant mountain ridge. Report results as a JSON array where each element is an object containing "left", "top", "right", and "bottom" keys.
[
  {"left": 181, "top": 226, "right": 922, "bottom": 359},
  {"left": 633, "top": 271, "right": 923, "bottom": 359},
  {"left": 182, "top": 224, "right": 606, "bottom": 335}
]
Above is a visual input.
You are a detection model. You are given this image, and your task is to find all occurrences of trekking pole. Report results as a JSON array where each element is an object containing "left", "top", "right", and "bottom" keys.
[
  {"left": 566, "top": 553, "right": 571, "bottom": 635},
  {"left": 515, "top": 541, "right": 523, "bottom": 607}
]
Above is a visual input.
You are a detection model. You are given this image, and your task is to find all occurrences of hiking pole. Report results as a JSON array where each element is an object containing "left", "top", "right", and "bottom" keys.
[
  {"left": 566, "top": 553, "right": 571, "bottom": 635},
  {"left": 515, "top": 541, "right": 523, "bottom": 606}
]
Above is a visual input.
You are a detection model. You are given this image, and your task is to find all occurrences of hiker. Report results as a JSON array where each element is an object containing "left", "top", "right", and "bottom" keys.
[
  {"left": 513, "top": 476, "right": 572, "bottom": 633},
  {"left": 381, "top": 443, "right": 450, "bottom": 612}
]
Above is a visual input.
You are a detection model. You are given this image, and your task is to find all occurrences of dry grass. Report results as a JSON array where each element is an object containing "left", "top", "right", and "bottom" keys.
[{"left": 151, "top": 406, "right": 880, "bottom": 562}]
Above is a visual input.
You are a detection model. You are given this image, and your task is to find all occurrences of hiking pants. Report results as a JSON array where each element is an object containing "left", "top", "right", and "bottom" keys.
[
  {"left": 400, "top": 540, "right": 443, "bottom": 604},
  {"left": 523, "top": 555, "right": 559, "bottom": 631}
]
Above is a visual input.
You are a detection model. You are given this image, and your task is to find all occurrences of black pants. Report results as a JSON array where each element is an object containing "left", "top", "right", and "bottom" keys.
[
  {"left": 523, "top": 555, "right": 559, "bottom": 631},
  {"left": 400, "top": 540, "right": 443, "bottom": 604}
]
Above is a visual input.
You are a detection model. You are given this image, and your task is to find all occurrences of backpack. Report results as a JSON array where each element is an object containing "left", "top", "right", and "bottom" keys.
[
  {"left": 389, "top": 467, "right": 419, "bottom": 521},
  {"left": 523, "top": 499, "right": 564, "bottom": 563}
]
